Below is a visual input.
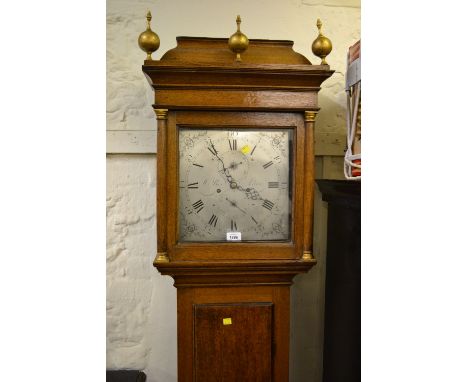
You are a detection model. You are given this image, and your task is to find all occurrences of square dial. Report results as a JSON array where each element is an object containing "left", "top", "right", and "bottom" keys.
[{"left": 178, "top": 128, "right": 292, "bottom": 242}]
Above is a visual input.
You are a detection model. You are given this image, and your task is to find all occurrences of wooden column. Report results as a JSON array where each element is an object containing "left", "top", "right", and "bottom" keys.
[
  {"left": 154, "top": 108, "right": 169, "bottom": 263},
  {"left": 302, "top": 110, "right": 318, "bottom": 261}
]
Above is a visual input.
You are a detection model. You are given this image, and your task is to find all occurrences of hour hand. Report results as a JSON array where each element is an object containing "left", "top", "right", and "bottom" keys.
[{"left": 234, "top": 182, "right": 263, "bottom": 201}]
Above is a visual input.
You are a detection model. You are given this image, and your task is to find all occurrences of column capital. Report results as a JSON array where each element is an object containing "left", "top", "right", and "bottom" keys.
[
  {"left": 304, "top": 111, "right": 318, "bottom": 122},
  {"left": 154, "top": 109, "right": 169, "bottom": 120}
]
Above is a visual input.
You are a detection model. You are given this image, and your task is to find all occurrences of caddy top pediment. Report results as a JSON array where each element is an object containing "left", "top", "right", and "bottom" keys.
[
  {"left": 156, "top": 36, "right": 312, "bottom": 66},
  {"left": 142, "top": 37, "right": 333, "bottom": 111}
]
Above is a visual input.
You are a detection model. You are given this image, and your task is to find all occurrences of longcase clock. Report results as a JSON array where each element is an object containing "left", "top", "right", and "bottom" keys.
[{"left": 139, "top": 13, "right": 333, "bottom": 382}]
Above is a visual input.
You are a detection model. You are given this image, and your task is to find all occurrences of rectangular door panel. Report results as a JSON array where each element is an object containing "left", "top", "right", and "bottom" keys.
[{"left": 194, "top": 303, "right": 273, "bottom": 382}]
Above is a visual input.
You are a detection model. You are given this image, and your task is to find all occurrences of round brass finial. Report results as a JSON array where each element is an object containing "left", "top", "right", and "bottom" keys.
[
  {"left": 138, "top": 10, "right": 160, "bottom": 60},
  {"left": 312, "top": 18, "right": 332, "bottom": 65},
  {"left": 228, "top": 15, "right": 249, "bottom": 62}
]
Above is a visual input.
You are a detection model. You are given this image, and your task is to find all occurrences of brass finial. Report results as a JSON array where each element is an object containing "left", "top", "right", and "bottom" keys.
[
  {"left": 312, "top": 18, "right": 332, "bottom": 65},
  {"left": 138, "top": 10, "right": 160, "bottom": 60},
  {"left": 228, "top": 15, "right": 249, "bottom": 62}
]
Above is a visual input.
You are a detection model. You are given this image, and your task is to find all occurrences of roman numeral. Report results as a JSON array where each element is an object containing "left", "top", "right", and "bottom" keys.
[
  {"left": 229, "top": 139, "right": 237, "bottom": 151},
  {"left": 230, "top": 219, "right": 237, "bottom": 231},
  {"left": 187, "top": 182, "right": 199, "bottom": 189},
  {"left": 251, "top": 216, "right": 258, "bottom": 224},
  {"left": 263, "top": 161, "right": 273, "bottom": 169},
  {"left": 208, "top": 214, "right": 218, "bottom": 227},
  {"left": 250, "top": 145, "right": 257, "bottom": 156},
  {"left": 268, "top": 182, "right": 279, "bottom": 188},
  {"left": 262, "top": 199, "right": 274, "bottom": 211},
  {"left": 192, "top": 200, "right": 204, "bottom": 213},
  {"left": 274, "top": 156, "right": 280, "bottom": 160},
  {"left": 192, "top": 163, "right": 204, "bottom": 168}
]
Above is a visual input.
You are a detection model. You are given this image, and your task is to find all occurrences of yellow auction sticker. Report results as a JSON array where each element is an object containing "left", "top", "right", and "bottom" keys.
[
  {"left": 240, "top": 145, "right": 250, "bottom": 154},
  {"left": 223, "top": 318, "right": 232, "bottom": 325}
]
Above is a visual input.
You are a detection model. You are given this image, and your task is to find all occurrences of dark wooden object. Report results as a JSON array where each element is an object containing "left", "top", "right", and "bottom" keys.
[
  {"left": 316, "top": 180, "right": 361, "bottom": 382},
  {"left": 142, "top": 37, "right": 333, "bottom": 382},
  {"left": 106, "top": 370, "right": 146, "bottom": 382}
]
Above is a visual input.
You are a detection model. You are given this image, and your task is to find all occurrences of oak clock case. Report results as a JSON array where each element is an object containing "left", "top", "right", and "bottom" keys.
[
  {"left": 140, "top": 17, "right": 333, "bottom": 382},
  {"left": 178, "top": 127, "right": 293, "bottom": 243}
]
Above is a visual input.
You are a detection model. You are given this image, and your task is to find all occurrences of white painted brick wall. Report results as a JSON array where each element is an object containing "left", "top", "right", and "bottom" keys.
[
  {"left": 106, "top": 155, "right": 177, "bottom": 379},
  {"left": 106, "top": 1, "right": 360, "bottom": 381}
]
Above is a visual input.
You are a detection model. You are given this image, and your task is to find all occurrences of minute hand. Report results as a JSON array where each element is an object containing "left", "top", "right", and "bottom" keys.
[
  {"left": 210, "top": 140, "right": 247, "bottom": 191},
  {"left": 209, "top": 139, "right": 235, "bottom": 185},
  {"left": 208, "top": 140, "right": 264, "bottom": 200}
]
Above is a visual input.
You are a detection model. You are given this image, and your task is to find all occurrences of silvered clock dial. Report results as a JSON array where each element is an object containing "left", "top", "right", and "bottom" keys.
[{"left": 178, "top": 128, "right": 292, "bottom": 242}]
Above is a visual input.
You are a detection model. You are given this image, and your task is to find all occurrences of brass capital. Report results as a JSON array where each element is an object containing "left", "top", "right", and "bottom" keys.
[
  {"left": 304, "top": 111, "right": 318, "bottom": 122},
  {"left": 154, "top": 252, "right": 169, "bottom": 264},
  {"left": 302, "top": 251, "right": 314, "bottom": 261},
  {"left": 154, "top": 109, "right": 168, "bottom": 120}
]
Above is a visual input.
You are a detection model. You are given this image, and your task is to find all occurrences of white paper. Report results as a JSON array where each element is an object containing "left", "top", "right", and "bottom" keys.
[{"left": 226, "top": 232, "right": 242, "bottom": 241}]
